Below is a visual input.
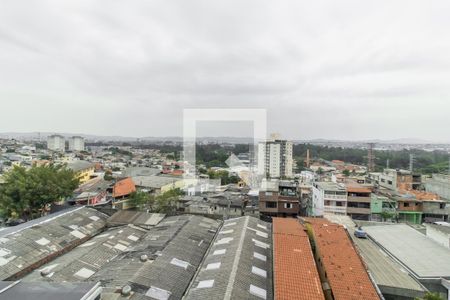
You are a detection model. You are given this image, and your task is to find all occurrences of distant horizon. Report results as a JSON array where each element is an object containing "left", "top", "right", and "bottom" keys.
[{"left": 1, "top": 131, "right": 449, "bottom": 144}]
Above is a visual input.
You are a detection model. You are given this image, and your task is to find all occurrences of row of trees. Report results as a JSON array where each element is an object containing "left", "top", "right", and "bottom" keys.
[
  {"left": 0, "top": 165, "right": 79, "bottom": 221},
  {"left": 129, "top": 188, "right": 184, "bottom": 213},
  {"left": 294, "top": 144, "right": 450, "bottom": 174}
]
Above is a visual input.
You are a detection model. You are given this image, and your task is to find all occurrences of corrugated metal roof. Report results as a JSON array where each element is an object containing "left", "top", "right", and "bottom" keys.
[
  {"left": 0, "top": 207, "right": 107, "bottom": 280},
  {"left": 107, "top": 211, "right": 165, "bottom": 227},
  {"left": 22, "top": 224, "right": 148, "bottom": 282},
  {"left": 185, "top": 216, "right": 273, "bottom": 300},
  {"left": 90, "top": 215, "right": 220, "bottom": 300}
]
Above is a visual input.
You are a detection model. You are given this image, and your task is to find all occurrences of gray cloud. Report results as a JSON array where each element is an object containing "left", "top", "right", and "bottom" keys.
[{"left": 0, "top": 0, "right": 449, "bottom": 141}]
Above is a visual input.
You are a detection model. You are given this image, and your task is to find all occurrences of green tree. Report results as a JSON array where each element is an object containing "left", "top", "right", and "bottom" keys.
[
  {"left": 154, "top": 188, "right": 183, "bottom": 213},
  {"left": 129, "top": 190, "right": 155, "bottom": 211},
  {"left": 104, "top": 170, "right": 114, "bottom": 181},
  {"left": 416, "top": 292, "right": 444, "bottom": 300},
  {"left": 342, "top": 169, "right": 351, "bottom": 177},
  {"left": 0, "top": 165, "right": 79, "bottom": 220}
]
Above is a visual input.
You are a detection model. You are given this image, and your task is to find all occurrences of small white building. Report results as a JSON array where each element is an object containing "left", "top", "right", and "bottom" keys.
[{"left": 312, "top": 182, "right": 347, "bottom": 216}]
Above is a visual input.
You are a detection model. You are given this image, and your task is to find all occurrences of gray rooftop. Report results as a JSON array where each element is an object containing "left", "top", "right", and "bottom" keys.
[
  {"left": 22, "top": 224, "right": 149, "bottom": 282},
  {"left": 0, "top": 207, "right": 107, "bottom": 280},
  {"left": 66, "top": 160, "right": 95, "bottom": 172},
  {"left": 365, "top": 224, "right": 450, "bottom": 278},
  {"left": 90, "top": 215, "right": 220, "bottom": 300},
  {"left": 0, "top": 281, "right": 101, "bottom": 300},
  {"left": 122, "top": 167, "right": 161, "bottom": 177},
  {"left": 132, "top": 175, "right": 182, "bottom": 189},
  {"left": 314, "top": 181, "right": 347, "bottom": 191},
  {"left": 107, "top": 210, "right": 165, "bottom": 227},
  {"left": 185, "top": 216, "right": 273, "bottom": 300}
]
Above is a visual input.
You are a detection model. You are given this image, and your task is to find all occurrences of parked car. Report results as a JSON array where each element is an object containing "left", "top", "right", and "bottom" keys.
[{"left": 354, "top": 227, "right": 367, "bottom": 238}]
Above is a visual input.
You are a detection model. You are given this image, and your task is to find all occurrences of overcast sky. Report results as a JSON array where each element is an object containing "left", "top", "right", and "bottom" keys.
[{"left": 0, "top": 0, "right": 449, "bottom": 141}]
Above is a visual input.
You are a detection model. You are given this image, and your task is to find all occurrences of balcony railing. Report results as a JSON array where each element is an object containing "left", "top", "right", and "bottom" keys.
[
  {"left": 324, "top": 194, "right": 347, "bottom": 200},
  {"left": 324, "top": 205, "right": 347, "bottom": 214}
]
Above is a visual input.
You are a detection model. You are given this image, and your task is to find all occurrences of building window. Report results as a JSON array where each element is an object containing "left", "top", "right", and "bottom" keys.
[
  {"left": 440, "top": 203, "right": 445, "bottom": 209},
  {"left": 265, "top": 202, "right": 277, "bottom": 208},
  {"left": 284, "top": 203, "right": 293, "bottom": 209},
  {"left": 404, "top": 202, "right": 409, "bottom": 207},
  {"left": 388, "top": 180, "right": 393, "bottom": 185}
]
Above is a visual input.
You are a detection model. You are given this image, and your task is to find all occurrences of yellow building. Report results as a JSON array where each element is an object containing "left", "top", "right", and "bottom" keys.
[{"left": 67, "top": 160, "right": 95, "bottom": 184}]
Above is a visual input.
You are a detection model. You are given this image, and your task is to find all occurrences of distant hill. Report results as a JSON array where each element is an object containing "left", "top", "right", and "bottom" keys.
[{"left": 0, "top": 132, "right": 446, "bottom": 144}]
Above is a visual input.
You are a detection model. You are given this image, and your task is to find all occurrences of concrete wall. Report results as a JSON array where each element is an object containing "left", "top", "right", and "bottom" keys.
[{"left": 425, "top": 224, "right": 450, "bottom": 249}]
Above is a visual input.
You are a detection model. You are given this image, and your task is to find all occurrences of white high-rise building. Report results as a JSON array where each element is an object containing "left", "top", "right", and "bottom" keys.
[
  {"left": 69, "top": 136, "right": 85, "bottom": 151},
  {"left": 47, "top": 134, "right": 65, "bottom": 152},
  {"left": 257, "top": 139, "right": 293, "bottom": 179}
]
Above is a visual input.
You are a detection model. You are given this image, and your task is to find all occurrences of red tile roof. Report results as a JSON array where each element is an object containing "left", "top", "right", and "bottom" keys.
[
  {"left": 307, "top": 219, "right": 380, "bottom": 300},
  {"left": 273, "top": 218, "right": 325, "bottom": 300},
  {"left": 113, "top": 177, "right": 136, "bottom": 198}
]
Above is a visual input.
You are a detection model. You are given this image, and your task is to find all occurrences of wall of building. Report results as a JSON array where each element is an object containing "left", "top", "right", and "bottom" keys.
[{"left": 425, "top": 175, "right": 450, "bottom": 201}]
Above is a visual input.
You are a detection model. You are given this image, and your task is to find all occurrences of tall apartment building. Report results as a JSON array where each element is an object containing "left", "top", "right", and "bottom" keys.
[
  {"left": 257, "top": 139, "right": 293, "bottom": 179},
  {"left": 47, "top": 134, "right": 65, "bottom": 152},
  {"left": 69, "top": 136, "right": 85, "bottom": 151}
]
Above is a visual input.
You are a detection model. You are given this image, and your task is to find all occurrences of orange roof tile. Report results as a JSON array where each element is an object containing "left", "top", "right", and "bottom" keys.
[
  {"left": 113, "top": 177, "right": 136, "bottom": 198},
  {"left": 273, "top": 218, "right": 325, "bottom": 300},
  {"left": 307, "top": 219, "right": 380, "bottom": 300}
]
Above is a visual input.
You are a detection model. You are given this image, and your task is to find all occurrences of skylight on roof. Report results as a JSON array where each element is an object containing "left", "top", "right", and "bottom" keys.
[
  {"left": 256, "top": 231, "right": 268, "bottom": 238},
  {"left": 206, "top": 262, "right": 221, "bottom": 270},
  {"left": 250, "top": 285, "right": 267, "bottom": 299},
  {"left": 253, "top": 252, "right": 267, "bottom": 262},
  {"left": 219, "top": 229, "right": 234, "bottom": 234},
  {"left": 74, "top": 267, "right": 95, "bottom": 279},
  {"left": 213, "top": 249, "right": 226, "bottom": 255},
  {"left": 257, "top": 224, "right": 267, "bottom": 230},
  {"left": 70, "top": 230, "right": 86, "bottom": 239},
  {"left": 215, "top": 237, "right": 233, "bottom": 245},
  {"left": 145, "top": 286, "right": 172, "bottom": 300},
  {"left": 252, "top": 266, "right": 267, "bottom": 278},
  {"left": 89, "top": 216, "right": 100, "bottom": 221},
  {"left": 114, "top": 243, "right": 128, "bottom": 251},
  {"left": 252, "top": 239, "right": 270, "bottom": 249},
  {"left": 223, "top": 222, "right": 236, "bottom": 227},
  {"left": 170, "top": 258, "right": 190, "bottom": 269},
  {"left": 197, "top": 280, "right": 214, "bottom": 289},
  {"left": 35, "top": 238, "right": 50, "bottom": 246},
  {"left": 127, "top": 235, "right": 139, "bottom": 242}
]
